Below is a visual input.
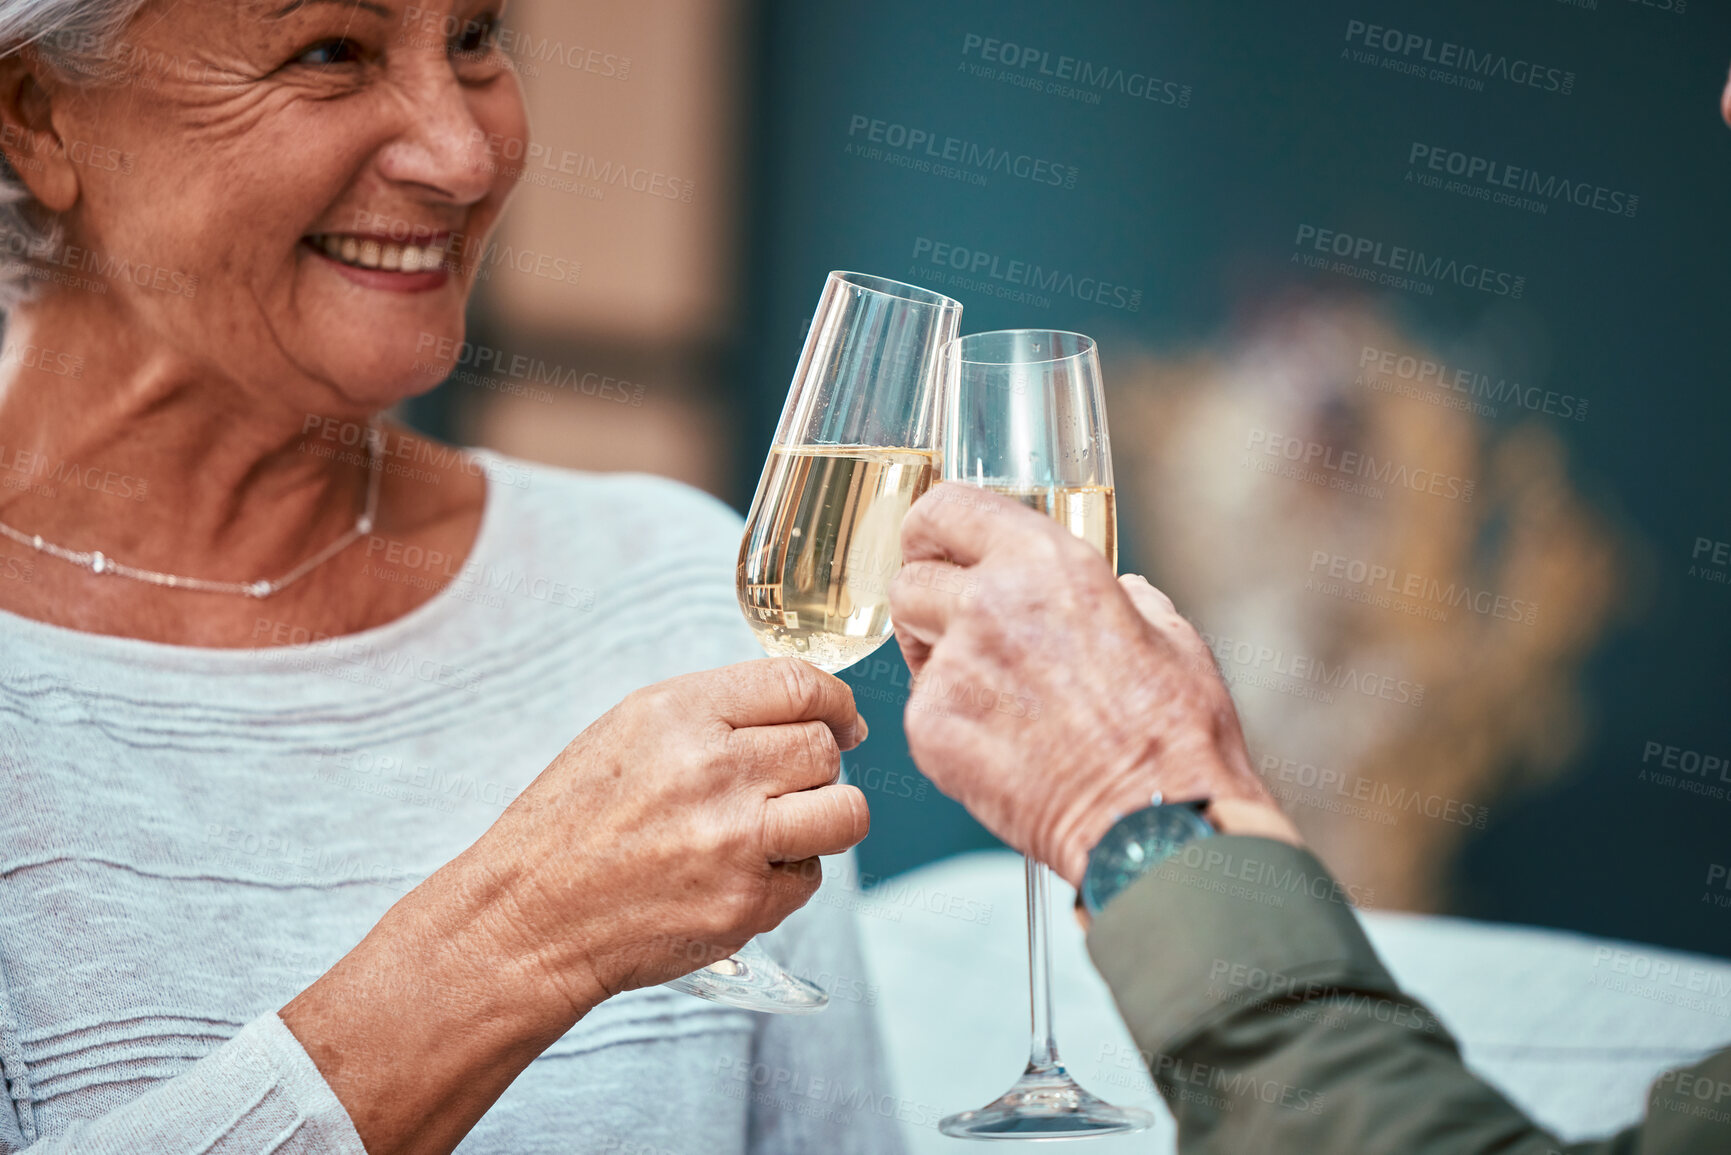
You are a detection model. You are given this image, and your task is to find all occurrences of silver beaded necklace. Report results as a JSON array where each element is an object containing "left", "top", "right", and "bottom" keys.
[{"left": 0, "top": 421, "right": 381, "bottom": 600}]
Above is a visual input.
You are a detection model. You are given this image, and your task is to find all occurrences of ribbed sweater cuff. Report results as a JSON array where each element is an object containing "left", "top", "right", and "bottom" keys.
[{"left": 225, "top": 1012, "right": 368, "bottom": 1153}]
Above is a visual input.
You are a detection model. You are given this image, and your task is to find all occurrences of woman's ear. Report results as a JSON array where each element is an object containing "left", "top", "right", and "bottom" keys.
[{"left": 0, "top": 51, "right": 79, "bottom": 214}]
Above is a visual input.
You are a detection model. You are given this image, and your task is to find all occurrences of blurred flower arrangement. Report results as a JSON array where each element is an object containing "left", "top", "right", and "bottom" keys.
[{"left": 1110, "top": 300, "right": 1625, "bottom": 910}]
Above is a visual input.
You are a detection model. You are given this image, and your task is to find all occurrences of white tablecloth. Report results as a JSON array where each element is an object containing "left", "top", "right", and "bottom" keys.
[{"left": 853, "top": 850, "right": 1731, "bottom": 1153}]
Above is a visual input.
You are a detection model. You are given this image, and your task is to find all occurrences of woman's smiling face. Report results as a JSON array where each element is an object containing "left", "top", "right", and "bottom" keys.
[{"left": 29, "top": 0, "right": 528, "bottom": 415}]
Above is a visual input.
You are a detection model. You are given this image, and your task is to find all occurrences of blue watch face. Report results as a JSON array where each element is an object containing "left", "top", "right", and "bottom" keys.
[{"left": 1082, "top": 803, "right": 1213, "bottom": 915}]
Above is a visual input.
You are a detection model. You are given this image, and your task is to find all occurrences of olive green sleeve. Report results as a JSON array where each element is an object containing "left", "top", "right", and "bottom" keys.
[{"left": 1084, "top": 834, "right": 1731, "bottom": 1155}]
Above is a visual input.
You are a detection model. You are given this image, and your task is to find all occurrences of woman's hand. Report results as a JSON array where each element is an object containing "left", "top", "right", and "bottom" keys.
[
  {"left": 280, "top": 658, "right": 869, "bottom": 1155},
  {"left": 466, "top": 656, "right": 872, "bottom": 1005},
  {"left": 889, "top": 483, "right": 1296, "bottom": 891}
]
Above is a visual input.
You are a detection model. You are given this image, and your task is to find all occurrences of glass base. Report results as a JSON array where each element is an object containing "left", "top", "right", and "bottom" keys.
[
  {"left": 940, "top": 1064, "right": 1155, "bottom": 1140},
  {"left": 663, "top": 938, "right": 829, "bottom": 1014}
]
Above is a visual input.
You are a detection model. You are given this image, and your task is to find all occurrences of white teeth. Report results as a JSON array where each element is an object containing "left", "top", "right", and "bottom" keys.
[{"left": 311, "top": 234, "right": 447, "bottom": 273}]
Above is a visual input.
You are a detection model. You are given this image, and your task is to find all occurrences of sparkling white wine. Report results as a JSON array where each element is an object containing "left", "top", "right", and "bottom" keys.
[
  {"left": 739, "top": 446, "right": 939, "bottom": 672},
  {"left": 994, "top": 485, "right": 1117, "bottom": 571}
]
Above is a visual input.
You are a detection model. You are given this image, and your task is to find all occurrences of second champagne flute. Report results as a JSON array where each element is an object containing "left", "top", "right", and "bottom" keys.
[
  {"left": 938, "top": 329, "right": 1154, "bottom": 1139},
  {"left": 664, "top": 271, "right": 961, "bottom": 1014}
]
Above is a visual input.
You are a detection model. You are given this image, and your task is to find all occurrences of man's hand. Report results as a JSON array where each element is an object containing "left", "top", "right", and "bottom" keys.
[{"left": 889, "top": 483, "right": 1298, "bottom": 888}]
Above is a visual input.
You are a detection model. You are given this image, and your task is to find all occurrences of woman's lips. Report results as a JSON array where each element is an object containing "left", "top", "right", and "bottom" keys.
[{"left": 303, "top": 233, "right": 454, "bottom": 292}]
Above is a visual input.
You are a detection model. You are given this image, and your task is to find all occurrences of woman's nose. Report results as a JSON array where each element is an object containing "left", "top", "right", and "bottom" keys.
[{"left": 375, "top": 65, "right": 512, "bottom": 206}]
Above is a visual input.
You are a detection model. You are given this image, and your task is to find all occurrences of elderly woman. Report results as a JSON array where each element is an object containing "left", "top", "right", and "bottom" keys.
[{"left": 0, "top": 2, "right": 900, "bottom": 1153}]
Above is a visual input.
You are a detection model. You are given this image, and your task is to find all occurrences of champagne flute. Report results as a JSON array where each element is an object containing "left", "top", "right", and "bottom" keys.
[
  {"left": 664, "top": 271, "right": 961, "bottom": 1014},
  {"left": 938, "top": 329, "right": 1154, "bottom": 1138}
]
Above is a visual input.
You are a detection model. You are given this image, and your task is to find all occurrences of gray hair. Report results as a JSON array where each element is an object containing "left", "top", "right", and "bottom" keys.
[{"left": 0, "top": 0, "right": 149, "bottom": 310}]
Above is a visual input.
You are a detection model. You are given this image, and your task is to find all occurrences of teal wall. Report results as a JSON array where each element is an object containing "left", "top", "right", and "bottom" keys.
[{"left": 735, "top": 0, "right": 1731, "bottom": 956}]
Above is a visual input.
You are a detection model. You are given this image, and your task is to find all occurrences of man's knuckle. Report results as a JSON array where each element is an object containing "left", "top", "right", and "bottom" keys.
[
  {"left": 621, "top": 682, "right": 660, "bottom": 714},
  {"left": 689, "top": 814, "right": 733, "bottom": 861},
  {"left": 688, "top": 731, "right": 732, "bottom": 777},
  {"left": 776, "top": 660, "right": 824, "bottom": 717},
  {"left": 803, "top": 721, "right": 840, "bottom": 767},
  {"left": 723, "top": 724, "right": 764, "bottom": 769},
  {"left": 840, "top": 786, "right": 871, "bottom": 840}
]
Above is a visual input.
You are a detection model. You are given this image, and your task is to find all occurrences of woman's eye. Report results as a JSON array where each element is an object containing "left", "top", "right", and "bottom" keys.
[
  {"left": 452, "top": 15, "right": 500, "bottom": 58},
  {"left": 296, "top": 37, "right": 365, "bottom": 67}
]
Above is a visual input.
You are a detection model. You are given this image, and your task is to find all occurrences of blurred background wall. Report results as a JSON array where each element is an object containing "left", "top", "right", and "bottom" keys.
[{"left": 404, "top": 0, "right": 1731, "bottom": 958}]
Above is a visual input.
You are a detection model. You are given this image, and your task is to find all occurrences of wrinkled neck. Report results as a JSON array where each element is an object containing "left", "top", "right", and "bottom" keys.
[{"left": 0, "top": 294, "right": 372, "bottom": 580}]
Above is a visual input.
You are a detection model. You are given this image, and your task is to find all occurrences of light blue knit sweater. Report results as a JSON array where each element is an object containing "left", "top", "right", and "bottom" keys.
[{"left": 0, "top": 456, "right": 903, "bottom": 1154}]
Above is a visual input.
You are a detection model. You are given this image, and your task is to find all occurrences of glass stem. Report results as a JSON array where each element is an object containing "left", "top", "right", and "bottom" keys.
[{"left": 1025, "top": 856, "right": 1061, "bottom": 1074}]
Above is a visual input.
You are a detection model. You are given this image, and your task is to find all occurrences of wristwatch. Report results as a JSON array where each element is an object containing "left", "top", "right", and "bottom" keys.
[{"left": 1078, "top": 794, "right": 1215, "bottom": 917}]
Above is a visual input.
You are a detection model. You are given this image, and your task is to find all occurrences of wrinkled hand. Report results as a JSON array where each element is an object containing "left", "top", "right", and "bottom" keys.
[
  {"left": 281, "top": 658, "right": 871, "bottom": 1155},
  {"left": 890, "top": 483, "right": 1296, "bottom": 887},
  {"left": 452, "top": 658, "right": 871, "bottom": 1010}
]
